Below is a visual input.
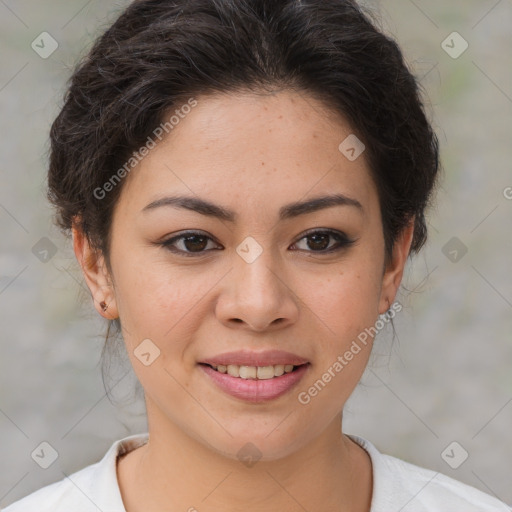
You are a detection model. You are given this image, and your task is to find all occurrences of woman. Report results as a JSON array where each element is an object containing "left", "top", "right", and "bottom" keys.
[{"left": 4, "top": 0, "right": 510, "bottom": 510}]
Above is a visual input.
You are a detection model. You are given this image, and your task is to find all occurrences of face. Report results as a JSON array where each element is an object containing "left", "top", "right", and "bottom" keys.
[{"left": 75, "top": 89, "right": 412, "bottom": 461}]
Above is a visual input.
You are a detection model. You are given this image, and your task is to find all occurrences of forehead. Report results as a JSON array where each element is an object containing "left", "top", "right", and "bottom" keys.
[{"left": 117, "top": 90, "right": 377, "bottom": 219}]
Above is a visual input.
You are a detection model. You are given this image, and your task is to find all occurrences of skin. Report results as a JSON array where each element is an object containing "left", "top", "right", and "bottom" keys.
[{"left": 73, "top": 89, "right": 414, "bottom": 511}]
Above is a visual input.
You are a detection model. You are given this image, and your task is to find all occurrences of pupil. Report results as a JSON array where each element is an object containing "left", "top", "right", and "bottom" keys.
[
  {"left": 308, "top": 233, "right": 329, "bottom": 251},
  {"left": 184, "top": 235, "right": 207, "bottom": 252}
]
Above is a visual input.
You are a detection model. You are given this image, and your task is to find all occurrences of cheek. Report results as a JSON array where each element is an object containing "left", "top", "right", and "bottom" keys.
[
  {"left": 113, "top": 260, "right": 204, "bottom": 392},
  {"left": 296, "top": 259, "right": 382, "bottom": 377},
  {"left": 292, "top": 268, "right": 381, "bottom": 420},
  {"left": 113, "top": 250, "right": 202, "bottom": 336},
  {"left": 301, "top": 261, "right": 382, "bottom": 334}
]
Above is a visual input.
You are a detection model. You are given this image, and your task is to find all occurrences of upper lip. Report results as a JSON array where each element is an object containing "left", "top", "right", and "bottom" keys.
[{"left": 200, "top": 350, "right": 309, "bottom": 367}]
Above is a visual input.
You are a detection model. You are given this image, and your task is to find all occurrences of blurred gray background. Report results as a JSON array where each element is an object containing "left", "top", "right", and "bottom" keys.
[{"left": 1, "top": 0, "right": 511, "bottom": 507}]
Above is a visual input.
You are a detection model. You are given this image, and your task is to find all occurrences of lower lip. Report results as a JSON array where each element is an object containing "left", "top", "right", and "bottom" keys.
[{"left": 199, "top": 363, "right": 310, "bottom": 403}]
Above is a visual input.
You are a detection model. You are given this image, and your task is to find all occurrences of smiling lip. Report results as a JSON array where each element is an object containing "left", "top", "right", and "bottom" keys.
[
  {"left": 199, "top": 363, "right": 310, "bottom": 402},
  {"left": 198, "top": 349, "right": 310, "bottom": 403},
  {"left": 200, "top": 349, "right": 309, "bottom": 367}
]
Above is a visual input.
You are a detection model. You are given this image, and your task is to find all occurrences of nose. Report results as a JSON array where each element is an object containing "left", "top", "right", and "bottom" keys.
[{"left": 215, "top": 245, "right": 299, "bottom": 332}]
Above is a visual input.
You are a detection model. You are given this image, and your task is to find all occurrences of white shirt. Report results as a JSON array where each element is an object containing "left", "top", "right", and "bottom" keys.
[{"left": 2, "top": 432, "right": 510, "bottom": 511}]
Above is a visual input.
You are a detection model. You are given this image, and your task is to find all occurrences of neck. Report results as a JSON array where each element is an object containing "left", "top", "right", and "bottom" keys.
[{"left": 117, "top": 403, "right": 372, "bottom": 511}]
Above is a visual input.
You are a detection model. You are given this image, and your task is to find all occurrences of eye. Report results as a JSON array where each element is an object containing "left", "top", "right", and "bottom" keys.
[
  {"left": 291, "top": 229, "right": 356, "bottom": 254},
  {"left": 158, "top": 229, "right": 356, "bottom": 257},
  {"left": 160, "top": 231, "right": 221, "bottom": 257}
]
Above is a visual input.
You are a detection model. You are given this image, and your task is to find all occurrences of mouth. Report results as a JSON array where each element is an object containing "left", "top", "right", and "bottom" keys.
[
  {"left": 199, "top": 362, "right": 308, "bottom": 380},
  {"left": 198, "top": 362, "right": 311, "bottom": 403}
]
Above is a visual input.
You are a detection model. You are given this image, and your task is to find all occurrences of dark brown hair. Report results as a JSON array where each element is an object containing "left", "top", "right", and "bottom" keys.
[{"left": 47, "top": 0, "right": 440, "bottom": 392}]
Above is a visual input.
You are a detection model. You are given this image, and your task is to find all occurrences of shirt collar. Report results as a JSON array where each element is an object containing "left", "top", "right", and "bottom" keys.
[{"left": 90, "top": 432, "right": 149, "bottom": 511}]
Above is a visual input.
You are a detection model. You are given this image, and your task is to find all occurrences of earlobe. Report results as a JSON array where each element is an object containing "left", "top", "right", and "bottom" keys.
[
  {"left": 378, "top": 218, "right": 415, "bottom": 315},
  {"left": 72, "top": 224, "right": 119, "bottom": 320}
]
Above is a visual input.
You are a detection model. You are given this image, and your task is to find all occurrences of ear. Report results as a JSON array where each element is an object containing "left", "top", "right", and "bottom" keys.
[
  {"left": 72, "top": 223, "right": 119, "bottom": 320},
  {"left": 378, "top": 217, "right": 415, "bottom": 315}
]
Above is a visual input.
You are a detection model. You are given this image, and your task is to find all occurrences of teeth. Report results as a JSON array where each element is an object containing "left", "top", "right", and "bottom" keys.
[
  {"left": 274, "top": 365, "right": 285, "bottom": 377},
  {"left": 213, "top": 364, "right": 298, "bottom": 379},
  {"left": 257, "top": 366, "right": 274, "bottom": 379},
  {"left": 239, "top": 366, "right": 257, "bottom": 379},
  {"left": 227, "top": 365, "right": 239, "bottom": 377}
]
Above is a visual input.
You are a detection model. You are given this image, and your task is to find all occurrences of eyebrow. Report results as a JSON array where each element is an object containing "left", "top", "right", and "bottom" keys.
[{"left": 141, "top": 193, "right": 363, "bottom": 222}]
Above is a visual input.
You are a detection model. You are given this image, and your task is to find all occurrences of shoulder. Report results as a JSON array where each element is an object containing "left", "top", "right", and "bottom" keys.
[
  {"left": 2, "top": 433, "right": 149, "bottom": 512},
  {"left": 1, "top": 463, "right": 100, "bottom": 512},
  {"left": 348, "top": 435, "right": 511, "bottom": 512}
]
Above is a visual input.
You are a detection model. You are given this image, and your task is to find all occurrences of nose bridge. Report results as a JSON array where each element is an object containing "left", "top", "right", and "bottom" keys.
[
  {"left": 216, "top": 233, "right": 299, "bottom": 331},
  {"left": 234, "top": 234, "right": 283, "bottom": 300}
]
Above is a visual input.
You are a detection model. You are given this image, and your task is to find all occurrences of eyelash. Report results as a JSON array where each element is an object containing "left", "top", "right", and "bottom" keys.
[{"left": 159, "top": 229, "right": 356, "bottom": 258}]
